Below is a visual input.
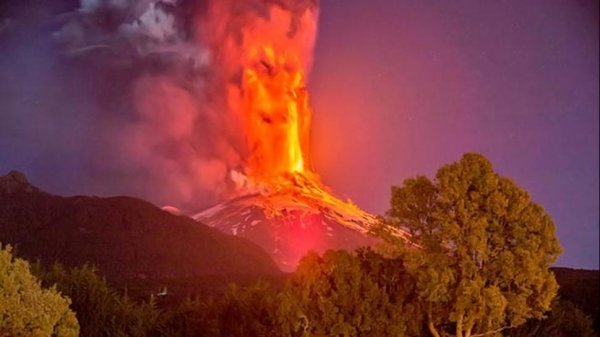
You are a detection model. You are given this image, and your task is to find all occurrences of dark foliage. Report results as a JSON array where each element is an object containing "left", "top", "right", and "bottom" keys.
[
  {"left": 506, "top": 298, "right": 596, "bottom": 337},
  {"left": 33, "top": 263, "right": 158, "bottom": 337},
  {"left": 552, "top": 267, "right": 600, "bottom": 334}
]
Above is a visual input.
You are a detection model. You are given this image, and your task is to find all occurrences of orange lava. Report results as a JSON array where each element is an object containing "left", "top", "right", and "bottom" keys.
[
  {"left": 206, "top": 2, "right": 318, "bottom": 189},
  {"left": 233, "top": 5, "right": 377, "bottom": 224},
  {"left": 201, "top": 2, "right": 384, "bottom": 228},
  {"left": 242, "top": 45, "right": 312, "bottom": 180}
]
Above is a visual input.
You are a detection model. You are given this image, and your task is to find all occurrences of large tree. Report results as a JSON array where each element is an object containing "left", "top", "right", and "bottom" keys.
[
  {"left": 0, "top": 244, "right": 79, "bottom": 337},
  {"left": 388, "top": 153, "right": 562, "bottom": 337}
]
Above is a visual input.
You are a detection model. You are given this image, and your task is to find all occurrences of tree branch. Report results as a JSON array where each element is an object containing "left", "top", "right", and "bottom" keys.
[
  {"left": 427, "top": 305, "right": 442, "bottom": 337},
  {"left": 470, "top": 326, "right": 513, "bottom": 337}
]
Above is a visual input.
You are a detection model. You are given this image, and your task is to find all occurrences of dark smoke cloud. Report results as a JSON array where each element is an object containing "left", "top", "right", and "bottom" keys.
[{"left": 0, "top": 0, "right": 317, "bottom": 212}]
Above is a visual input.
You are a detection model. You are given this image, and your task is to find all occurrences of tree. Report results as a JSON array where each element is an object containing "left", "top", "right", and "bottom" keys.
[
  {"left": 0, "top": 244, "right": 79, "bottom": 337},
  {"left": 216, "top": 281, "right": 298, "bottom": 337},
  {"left": 288, "top": 249, "right": 422, "bottom": 337},
  {"left": 388, "top": 153, "right": 562, "bottom": 337},
  {"left": 158, "top": 297, "right": 220, "bottom": 337},
  {"left": 158, "top": 281, "right": 302, "bottom": 337},
  {"left": 506, "top": 298, "right": 596, "bottom": 337},
  {"left": 35, "top": 263, "right": 158, "bottom": 337}
]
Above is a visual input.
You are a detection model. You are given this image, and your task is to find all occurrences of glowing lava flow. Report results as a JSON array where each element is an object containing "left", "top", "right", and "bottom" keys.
[
  {"left": 242, "top": 45, "right": 312, "bottom": 181},
  {"left": 237, "top": 41, "right": 376, "bottom": 226}
]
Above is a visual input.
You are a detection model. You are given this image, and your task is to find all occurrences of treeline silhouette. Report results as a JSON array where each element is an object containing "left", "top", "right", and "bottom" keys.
[{"left": 26, "top": 249, "right": 596, "bottom": 337}]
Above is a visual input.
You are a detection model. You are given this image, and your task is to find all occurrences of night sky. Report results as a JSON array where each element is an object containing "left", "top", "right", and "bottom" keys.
[
  {"left": 0, "top": 1, "right": 598, "bottom": 269},
  {"left": 309, "top": 1, "right": 598, "bottom": 269}
]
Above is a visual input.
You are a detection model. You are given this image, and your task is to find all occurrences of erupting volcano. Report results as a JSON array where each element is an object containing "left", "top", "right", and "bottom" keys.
[{"left": 192, "top": 0, "right": 407, "bottom": 270}]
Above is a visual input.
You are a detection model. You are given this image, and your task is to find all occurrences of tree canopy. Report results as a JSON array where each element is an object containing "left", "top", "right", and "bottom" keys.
[
  {"left": 506, "top": 298, "right": 596, "bottom": 337},
  {"left": 286, "top": 249, "right": 423, "bottom": 337},
  {"left": 388, "top": 153, "right": 562, "bottom": 337},
  {"left": 35, "top": 263, "right": 158, "bottom": 337},
  {"left": 0, "top": 244, "right": 79, "bottom": 337}
]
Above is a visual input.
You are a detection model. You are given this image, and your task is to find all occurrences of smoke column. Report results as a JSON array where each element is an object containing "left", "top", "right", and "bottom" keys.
[{"left": 0, "top": 0, "right": 319, "bottom": 211}]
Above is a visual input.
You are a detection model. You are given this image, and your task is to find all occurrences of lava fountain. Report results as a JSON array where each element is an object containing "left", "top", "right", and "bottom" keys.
[
  {"left": 194, "top": 0, "right": 407, "bottom": 270},
  {"left": 242, "top": 44, "right": 310, "bottom": 179}
]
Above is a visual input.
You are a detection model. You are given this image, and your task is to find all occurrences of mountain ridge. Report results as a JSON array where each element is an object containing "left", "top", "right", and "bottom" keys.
[{"left": 0, "top": 170, "right": 281, "bottom": 285}]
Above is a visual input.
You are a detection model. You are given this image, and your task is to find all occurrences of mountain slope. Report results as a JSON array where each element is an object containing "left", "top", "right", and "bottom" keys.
[
  {"left": 194, "top": 173, "right": 409, "bottom": 271},
  {"left": 0, "top": 171, "right": 280, "bottom": 283},
  {"left": 552, "top": 267, "right": 599, "bottom": 330}
]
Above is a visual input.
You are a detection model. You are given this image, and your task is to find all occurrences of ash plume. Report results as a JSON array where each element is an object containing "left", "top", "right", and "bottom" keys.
[{"left": 0, "top": 0, "right": 318, "bottom": 211}]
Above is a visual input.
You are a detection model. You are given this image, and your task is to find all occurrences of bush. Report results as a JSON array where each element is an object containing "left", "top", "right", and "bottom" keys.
[
  {"left": 0, "top": 244, "right": 79, "bottom": 337},
  {"left": 506, "top": 298, "right": 596, "bottom": 337},
  {"left": 35, "top": 263, "right": 158, "bottom": 337}
]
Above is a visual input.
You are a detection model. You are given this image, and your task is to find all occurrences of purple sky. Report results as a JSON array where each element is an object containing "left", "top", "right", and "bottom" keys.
[{"left": 309, "top": 0, "right": 598, "bottom": 269}]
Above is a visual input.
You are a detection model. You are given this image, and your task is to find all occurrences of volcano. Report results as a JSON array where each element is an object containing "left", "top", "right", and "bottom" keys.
[
  {"left": 187, "top": 2, "right": 412, "bottom": 270},
  {"left": 194, "top": 173, "right": 407, "bottom": 271}
]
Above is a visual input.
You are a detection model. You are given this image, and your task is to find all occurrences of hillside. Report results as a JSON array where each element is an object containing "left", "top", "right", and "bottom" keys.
[
  {"left": 552, "top": 267, "right": 600, "bottom": 331},
  {"left": 0, "top": 171, "right": 281, "bottom": 287}
]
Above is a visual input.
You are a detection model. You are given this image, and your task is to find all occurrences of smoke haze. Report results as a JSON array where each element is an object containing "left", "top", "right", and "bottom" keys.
[{"left": 0, "top": 0, "right": 318, "bottom": 212}]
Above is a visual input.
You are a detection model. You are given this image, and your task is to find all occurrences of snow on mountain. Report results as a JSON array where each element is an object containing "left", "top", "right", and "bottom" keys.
[{"left": 194, "top": 173, "right": 409, "bottom": 271}]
